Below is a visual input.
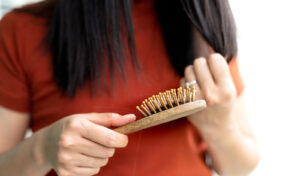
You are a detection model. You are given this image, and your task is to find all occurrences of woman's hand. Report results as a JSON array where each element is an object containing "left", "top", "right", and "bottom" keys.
[
  {"left": 41, "top": 113, "right": 135, "bottom": 176},
  {"left": 183, "top": 54, "right": 259, "bottom": 175},
  {"left": 183, "top": 53, "right": 237, "bottom": 133}
]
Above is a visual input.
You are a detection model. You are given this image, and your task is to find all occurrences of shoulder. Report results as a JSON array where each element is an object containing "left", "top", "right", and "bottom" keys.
[
  {"left": 0, "top": 10, "right": 50, "bottom": 74},
  {"left": 0, "top": 11, "right": 17, "bottom": 34},
  {"left": 0, "top": 10, "right": 48, "bottom": 34}
]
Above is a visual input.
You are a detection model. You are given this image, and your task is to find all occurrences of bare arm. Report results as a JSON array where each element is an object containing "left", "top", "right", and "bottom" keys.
[
  {"left": 184, "top": 54, "right": 259, "bottom": 176},
  {"left": 198, "top": 94, "right": 259, "bottom": 175},
  {"left": 187, "top": 28, "right": 259, "bottom": 175},
  {"left": 0, "top": 106, "right": 29, "bottom": 153},
  {"left": 0, "top": 106, "right": 52, "bottom": 175},
  {"left": 0, "top": 105, "right": 136, "bottom": 176}
]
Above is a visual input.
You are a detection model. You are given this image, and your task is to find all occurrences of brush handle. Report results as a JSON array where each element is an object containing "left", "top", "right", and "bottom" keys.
[{"left": 114, "top": 100, "right": 206, "bottom": 134}]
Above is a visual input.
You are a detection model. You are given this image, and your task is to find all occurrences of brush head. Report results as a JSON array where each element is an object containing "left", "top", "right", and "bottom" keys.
[
  {"left": 136, "top": 86, "right": 197, "bottom": 117},
  {"left": 114, "top": 86, "right": 206, "bottom": 134}
]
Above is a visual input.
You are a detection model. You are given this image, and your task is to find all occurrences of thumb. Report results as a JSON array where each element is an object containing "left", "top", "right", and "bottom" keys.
[{"left": 87, "top": 113, "right": 136, "bottom": 127}]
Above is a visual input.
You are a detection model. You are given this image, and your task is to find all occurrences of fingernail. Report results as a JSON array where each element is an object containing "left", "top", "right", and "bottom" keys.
[
  {"left": 199, "top": 58, "right": 206, "bottom": 64},
  {"left": 200, "top": 57, "right": 206, "bottom": 62},
  {"left": 123, "top": 114, "right": 136, "bottom": 118},
  {"left": 112, "top": 113, "right": 120, "bottom": 117},
  {"left": 213, "top": 53, "right": 223, "bottom": 60}
]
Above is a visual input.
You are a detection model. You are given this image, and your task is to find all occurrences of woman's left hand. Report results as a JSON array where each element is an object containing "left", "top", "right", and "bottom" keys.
[
  {"left": 183, "top": 53, "right": 237, "bottom": 133},
  {"left": 183, "top": 53, "right": 260, "bottom": 175}
]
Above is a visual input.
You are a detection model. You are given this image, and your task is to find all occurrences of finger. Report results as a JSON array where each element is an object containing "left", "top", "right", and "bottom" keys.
[
  {"left": 72, "top": 138, "right": 115, "bottom": 158},
  {"left": 207, "top": 53, "right": 231, "bottom": 85},
  {"left": 180, "top": 78, "right": 185, "bottom": 87},
  {"left": 80, "top": 121, "right": 128, "bottom": 148},
  {"left": 184, "top": 65, "right": 203, "bottom": 99},
  {"left": 193, "top": 57, "right": 215, "bottom": 93},
  {"left": 184, "top": 65, "right": 197, "bottom": 83},
  {"left": 86, "top": 113, "right": 136, "bottom": 127},
  {"left": 73, "top": 154, "right": 108, "bottom": 168},
  {"left": 72, "top": 166, "right": 101, "bottom": 176}
]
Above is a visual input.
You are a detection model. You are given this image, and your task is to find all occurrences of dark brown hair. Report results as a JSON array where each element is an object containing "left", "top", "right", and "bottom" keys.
[{"left": 17, "top": 0, "right": 237, "bottom": 96}]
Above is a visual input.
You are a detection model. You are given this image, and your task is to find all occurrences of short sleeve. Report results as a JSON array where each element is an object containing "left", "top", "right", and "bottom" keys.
[
  {"left": 0, "top": 12, "right": 30, "bottom": 112},
  {"left": 229, "top": 57, "right": 244, "bottom": 96}
]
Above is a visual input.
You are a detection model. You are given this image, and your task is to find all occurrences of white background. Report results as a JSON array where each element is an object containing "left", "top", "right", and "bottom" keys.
[
  {"left": 0, "top": 0, "right": 38, "bottom": 17},
  {"left": 1, "top": 0, "right": 300, "bottom": 175},
  {"left": 230, "top": 0, "right": 300, "bottom": 175}
]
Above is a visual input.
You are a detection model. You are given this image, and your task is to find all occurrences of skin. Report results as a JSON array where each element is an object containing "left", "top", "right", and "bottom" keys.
[
  {"left": 183, "top": 54, "right": 259, "bottom": 176},
  {"left": 0, "top": 55, "right": 259, "bottom": 176},
  {"left": 0, "top": 54, "right": 259, "bottom": 176},
  {"left": 0, "top": 28, "right": 258, "bottom": 176},
  {"left": 184, "top": 27, "right": 259, "bottom": 175},
  {"left": 0, "top": 108, "right": 136, "bottom": 176}
]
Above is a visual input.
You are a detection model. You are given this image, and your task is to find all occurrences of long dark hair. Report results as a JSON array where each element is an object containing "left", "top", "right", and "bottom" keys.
[{"left": 16, "top": 0, "right": 237, "bottom": 96}]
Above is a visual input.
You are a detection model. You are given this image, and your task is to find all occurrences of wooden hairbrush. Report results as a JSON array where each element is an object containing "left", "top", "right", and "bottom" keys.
[{"left": 114, "top": 86, "right": 207, "bottom": 134}]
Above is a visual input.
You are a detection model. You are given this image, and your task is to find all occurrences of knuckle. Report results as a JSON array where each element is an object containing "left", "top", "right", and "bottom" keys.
[
  {"left": 105, "top": 134, "right": 128, "bottom": 148},
  {"left": 58, "top": 152, "right": 72, "bottom": 164},
  {"left": 120, "top": 135, "right": 128, "bottom": 147},
  {"left": 222, "top": 86, "right": 236, "bottom": 100},
  {"left": 101, "top": 158, "right": 109, "bottom": 166},
  {"left": 106, "top": 148, "right": 115, "bottom": 157},
  {"left": 79, "top": 119, "right": 90, "bottom": 129},
  {"left": 68, "top": 118, "right": 82, "bottom": 130},
  {"left": 68, "top": 118, "right": 81, "bottom": 129},
  {"left": 205, "top": 93, "right": 219, "bottom": 105},
  {"left": 104, "top": 135, "right": 117, "bottom": 147},
  {"left": 59, "top": 136, "right": 74, "bottom": 149},
  {"left": 89, "top": 168, "right": 101, "bottom": 175},
  {"left": 101, "top": 147, "right": 115, "bottom": 158}
]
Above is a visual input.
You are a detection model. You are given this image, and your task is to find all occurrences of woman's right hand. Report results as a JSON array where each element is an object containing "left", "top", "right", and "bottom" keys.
[{"left": 40, "top": 113, "right": 135, "bottom": 176}]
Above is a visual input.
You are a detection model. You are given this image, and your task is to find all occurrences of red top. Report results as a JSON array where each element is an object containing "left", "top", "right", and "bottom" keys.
[{"left": 0, "top": 0, "right": 244, "bottom": 175}]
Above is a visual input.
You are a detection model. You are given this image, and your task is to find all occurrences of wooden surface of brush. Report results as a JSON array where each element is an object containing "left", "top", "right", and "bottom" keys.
[{"left": 114, "top": 86, "right": 207, "bottom": 134}]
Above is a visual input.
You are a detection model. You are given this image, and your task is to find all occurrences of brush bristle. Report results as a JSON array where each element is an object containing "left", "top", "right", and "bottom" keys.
[{"left": 136, "top": 86, "right": 196, "bottom": 117}]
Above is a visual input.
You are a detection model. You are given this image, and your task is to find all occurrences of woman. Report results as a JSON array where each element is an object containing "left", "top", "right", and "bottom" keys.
[{"left": 0, "top": 0, "right": 259, "bottom": 175}]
